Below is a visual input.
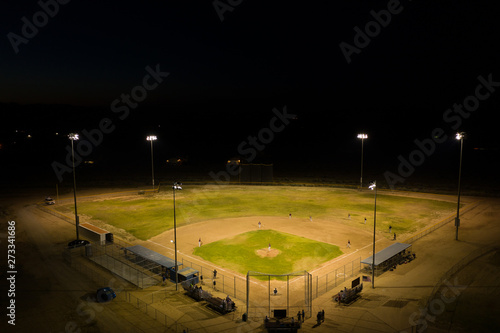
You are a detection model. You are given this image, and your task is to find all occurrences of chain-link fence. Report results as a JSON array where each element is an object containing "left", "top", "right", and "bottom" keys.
[
  {"left": 403, "top": 201, "right": 481, "bottom": 244},
  {"left": 63, "top": 243, "right": 198, "bottom": 332},
  {"left": 181, "top": 257, "right": 248, "bottom": 300},
  {"left": 312, "top": 257, "right": 361, "bottom": 299}
]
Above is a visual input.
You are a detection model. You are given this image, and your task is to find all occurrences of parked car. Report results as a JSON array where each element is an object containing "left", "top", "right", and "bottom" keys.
[{"left": 67, "top": 239, "right": 90, "bottom": 249}]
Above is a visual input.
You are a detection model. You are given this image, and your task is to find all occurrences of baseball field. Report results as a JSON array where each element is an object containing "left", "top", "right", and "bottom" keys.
[{"left": 53, "top": 185, "right": 459, "bottom": 276}]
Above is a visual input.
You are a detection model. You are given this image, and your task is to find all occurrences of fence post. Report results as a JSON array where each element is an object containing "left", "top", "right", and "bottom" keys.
[{"left": 316, "top": 276, "right": 318, "bottom": 298}]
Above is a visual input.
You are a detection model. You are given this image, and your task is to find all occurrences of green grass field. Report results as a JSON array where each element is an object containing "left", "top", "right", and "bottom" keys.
[
  {"left": 55, "top": 185, "right": 458, "bottom": 240},
  {"left": 193, "top": 230, "right": 342, "bottom": 278}
]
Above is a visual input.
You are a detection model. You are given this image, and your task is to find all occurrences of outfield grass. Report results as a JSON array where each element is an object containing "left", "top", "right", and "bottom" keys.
[
  {"left": 193, "top": 230, "right": 342, "bottom": 278},
  {"left": 55, "top": 185, "right": 458, "bottom": 240}
]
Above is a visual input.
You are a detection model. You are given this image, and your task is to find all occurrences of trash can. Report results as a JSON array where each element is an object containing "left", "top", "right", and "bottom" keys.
[
  {"left": 96, "top": 287, "right": 116, "bottom": 303},
  {"left": 242, "top": 313, "right": 247, "bottom": 322}
]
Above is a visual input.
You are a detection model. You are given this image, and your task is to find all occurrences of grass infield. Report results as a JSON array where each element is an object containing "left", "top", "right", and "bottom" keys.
[{"left": 193, "top": 230, "right": 342, "bottom": 278}]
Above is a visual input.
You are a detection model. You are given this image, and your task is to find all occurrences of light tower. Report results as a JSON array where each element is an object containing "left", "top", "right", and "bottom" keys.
[
  {"left": 357, "top": 134, "right": 368, "bottom": 189},
  {"left": 146, "top": 135, "right": 157, "bottom": 192}
]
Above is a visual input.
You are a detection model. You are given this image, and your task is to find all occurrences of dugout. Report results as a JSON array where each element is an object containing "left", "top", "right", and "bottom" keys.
[
  {"left": 78, "top": 223, "right": 113, "bottom": 246},
  {"left": 125, "top": 245, "right": 182, "bottom": 278},
  {"left": 361, "top": 243, "right": 413, "bottom": 275},
  {"left": 177, "top": 267, "right": 200, "bottom": 284}
]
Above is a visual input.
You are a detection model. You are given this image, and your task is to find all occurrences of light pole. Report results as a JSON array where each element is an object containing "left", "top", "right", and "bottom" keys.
[
  {"left": 69, "top": 133, "right": 80, "bottom": 240},
  {"left": 357, "top": 134, "right": 368, "bottom": 189},
  {"left": 172, "top": 182, "right": 182, "bottom": 291},
  {"left": 369, "top": 180, "right": 377, "bottom": 288},
  {"left": 147, "top": 135, "right": 157, "bottom": 192},
  {"left": 455, "top": 132, "right": 465, "bottom": 241}
]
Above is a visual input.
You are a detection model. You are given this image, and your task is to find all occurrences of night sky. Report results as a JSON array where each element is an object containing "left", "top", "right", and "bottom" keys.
[{"left": 1, "top": 1, "right": 499, "bottom": 191}]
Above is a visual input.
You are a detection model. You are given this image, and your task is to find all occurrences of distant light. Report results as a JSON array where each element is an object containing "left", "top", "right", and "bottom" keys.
[
  {"left": 27, "top": 134, "right": 32, "bottom": 138},
  {"left": 55, "top": 132, "right": 59, "bottom": 136},
  {"left": 173, "top": 182, "right": 182, "bottom": 190},
  {"left": 456, "top": 132, "right": 465, "bottom": 140},
  {"left": 357, "top": 134, "right": 368, "bottom": 139},
  {"left": 68, "top": 133, "right": 79, "bottom": 140},
  {"left": 147, "top": 135, "right": 157, "bottom": 141},
  {"left": 369, "top": 181, "right": 377, "bottom": 190}
]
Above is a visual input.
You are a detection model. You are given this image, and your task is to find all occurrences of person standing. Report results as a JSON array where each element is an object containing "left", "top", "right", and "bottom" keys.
[
  {"left": 364, "top": 217, "right": 367, "bottom": 224},
  {"left": 321, "top": 309, "right": 325, "bottom": 322},
  {"left": 394, "top": 233, "right": 397, "bottom": 240},
  {"left": 213, "top": 269, "right": 217, "bottom": 279},
  {"left": 268, "top": 243, "right": 271, "bottom": 251},
  {"left": 389, "top": 226, "right": 392, "bottom": 234},
  {"left": 198, "top": 238, "right": 201, "bottom": 247},
  {"left": 347, "top": 240, "right": 351, "bottom": 248},
  {"left": 301, "top": 309, "right": 305, "bottom": 322},
  {"left": 289, "top": 213, "right": 292, "bottom": 219},
  {"left": 309, "top": 216, "right": 312, "bottom": 222},
  {"left": 297, "top": 311, "right": 301, "bottom": 323},
  {"left": 258, "top": 221, "right": 261, "bottom": 229},
  {"left": 348, "top": 213, "right": 351, "bottom": 220}
]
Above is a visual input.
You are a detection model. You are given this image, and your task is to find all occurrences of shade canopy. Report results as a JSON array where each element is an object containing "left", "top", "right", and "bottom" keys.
[
  {"left": 361, "top": 242, "right": 412, "bottom": 266},
  {"left": 125, "top": 245, "right": 182, "bottom": 269}
]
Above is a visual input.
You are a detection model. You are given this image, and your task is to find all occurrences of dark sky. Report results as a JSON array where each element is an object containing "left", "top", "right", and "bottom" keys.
[{"left": 1, "top": 1, "right": 499, "bottom": 189}]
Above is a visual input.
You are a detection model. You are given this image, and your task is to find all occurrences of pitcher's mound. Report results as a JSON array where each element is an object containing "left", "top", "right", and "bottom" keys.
[{"left": 256, "top": 248, "right": 281, "bottom": 258}]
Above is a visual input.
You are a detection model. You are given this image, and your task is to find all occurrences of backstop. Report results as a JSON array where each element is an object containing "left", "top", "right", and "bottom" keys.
[{"left": 246, "top": 270, "right": 312, "bottom": 321}]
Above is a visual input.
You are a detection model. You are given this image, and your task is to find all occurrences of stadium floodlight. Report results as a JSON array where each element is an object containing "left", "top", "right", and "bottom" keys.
[
  {"left": 146, "top": 136, "right": 157, "bottom": 192},
  {"left": 357, "top": 134, "right": 368, "bottom": 189},
  {"left": 172, "top": 182, "right": 182, "bottom": 291},
  {"left": 455, "top": 132, "right": 465, "bottom": 241},
  {"left": 69, "top": 133, "right": 79, "bottom": 141},
  {"left": 369, "top": 180, "right": 377, "bottom": 288},
  {"left": 68, "top": 133, "right": 80, "bottom": 240}
]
